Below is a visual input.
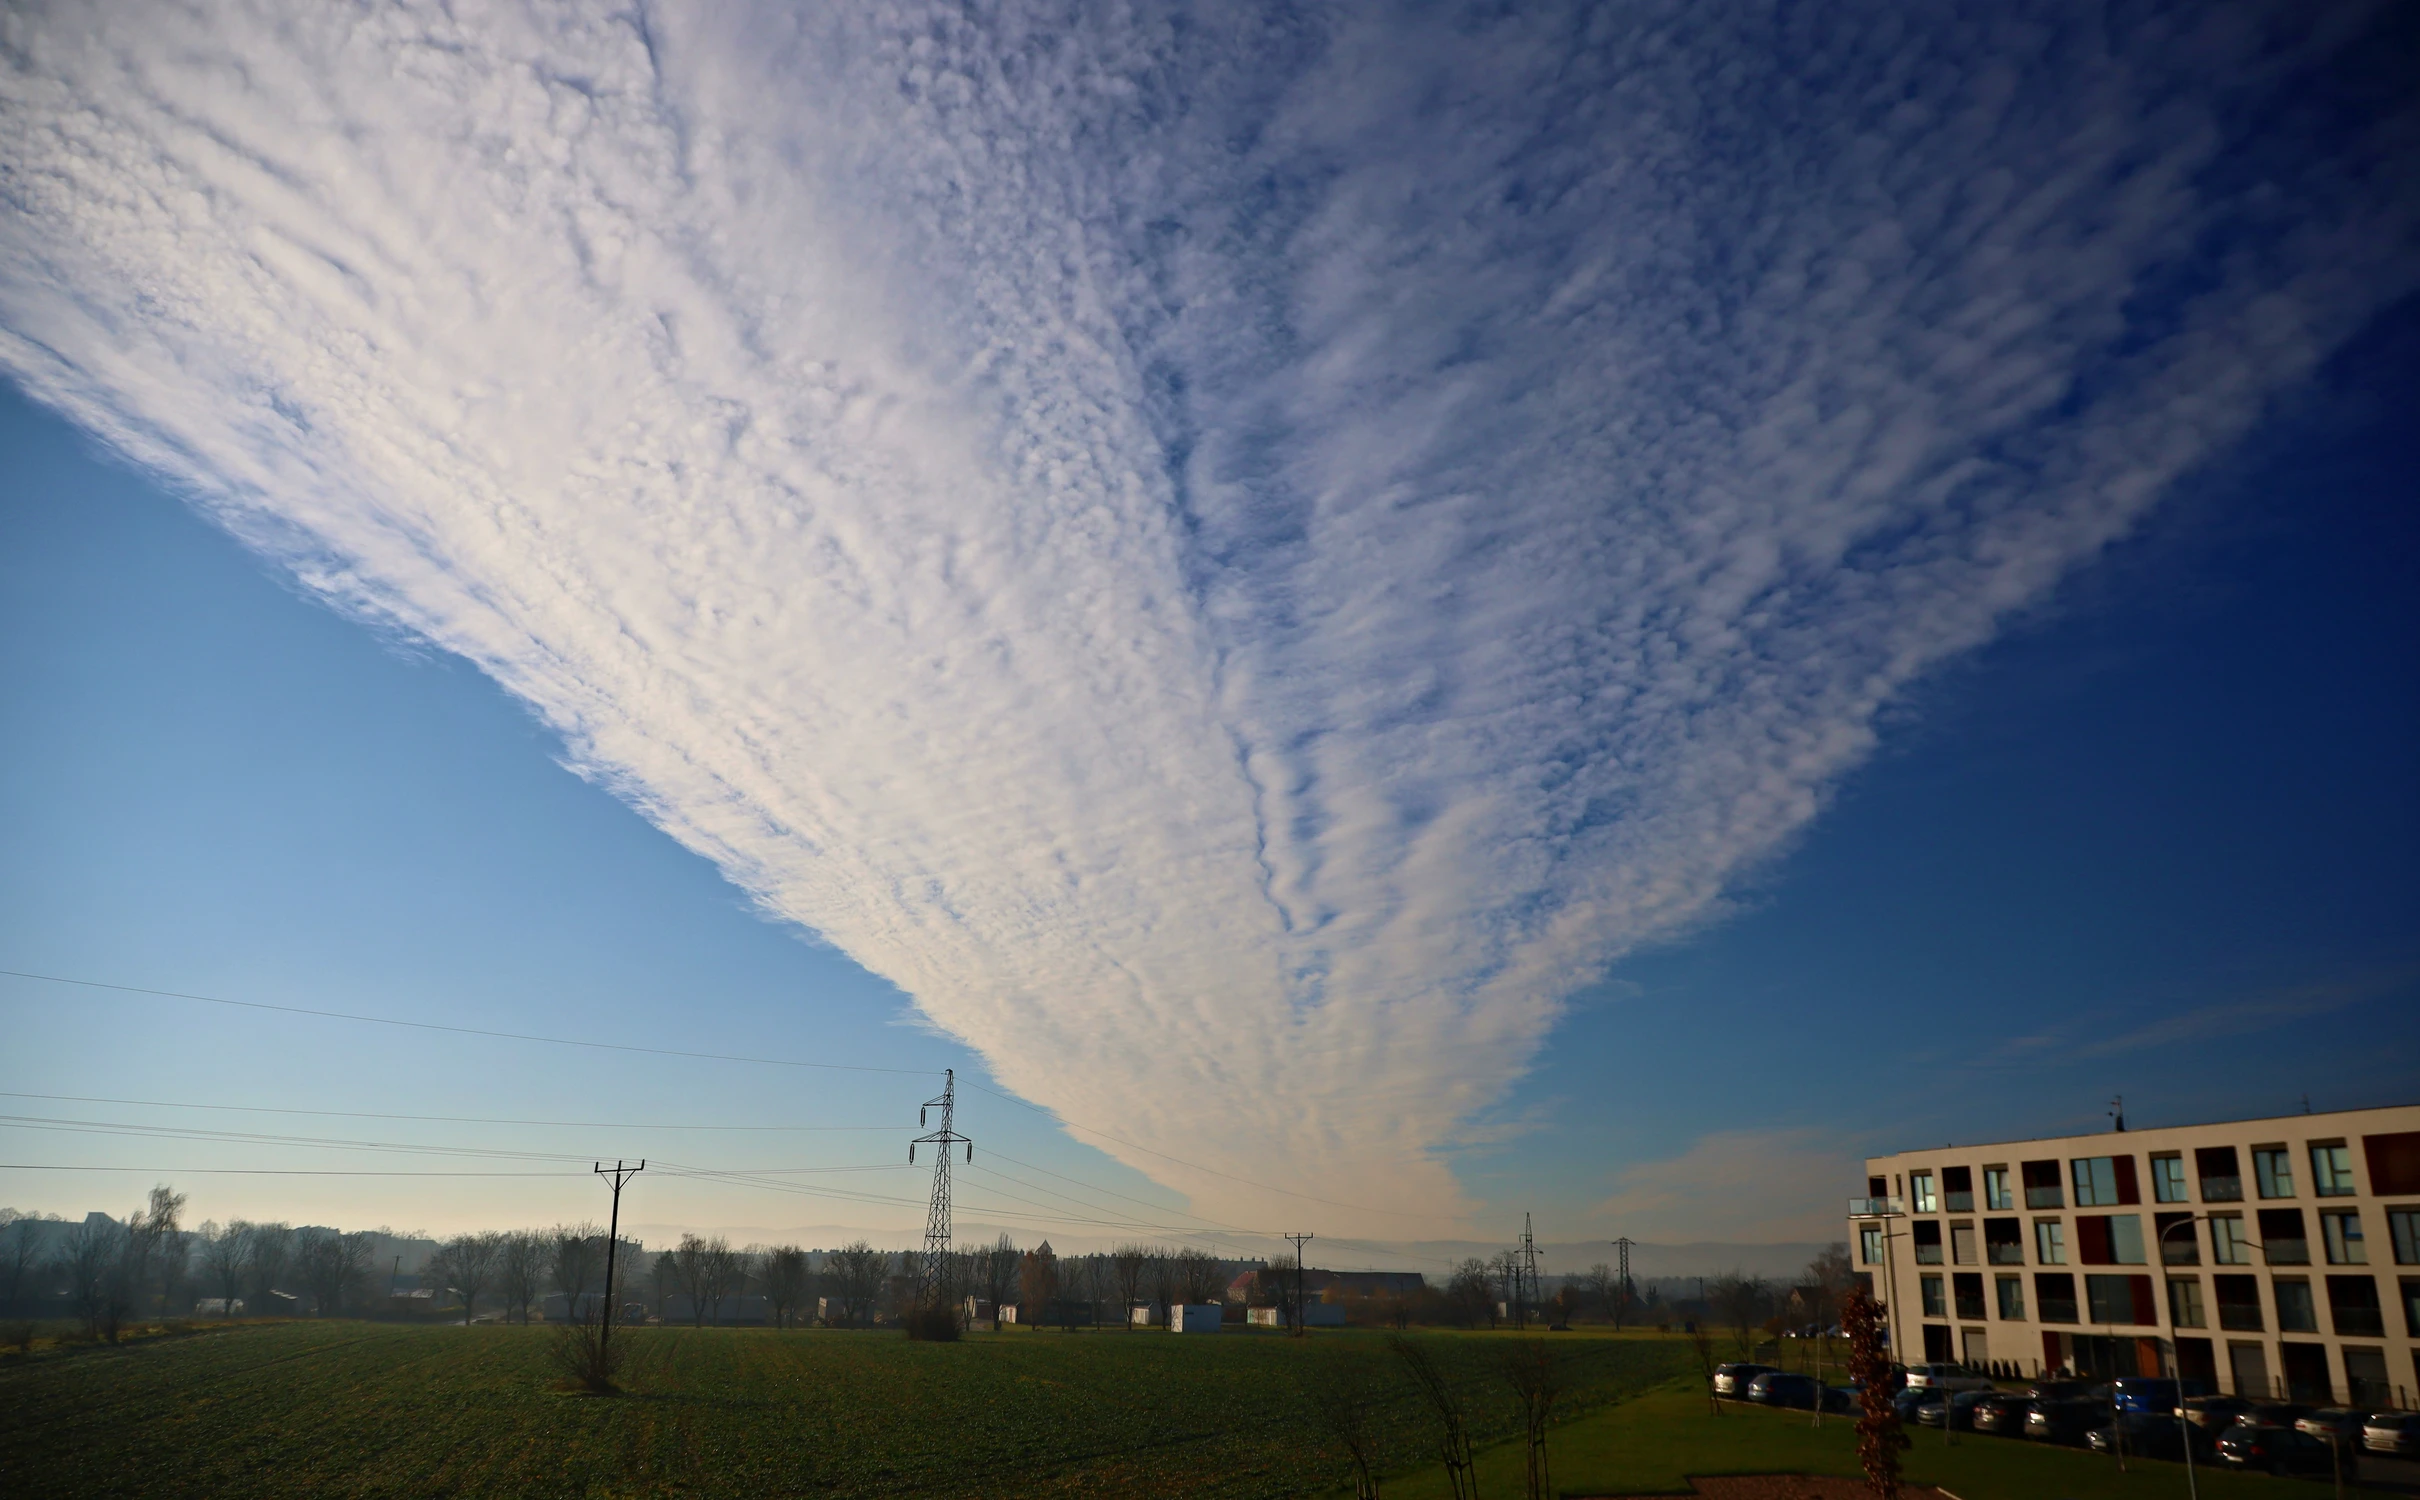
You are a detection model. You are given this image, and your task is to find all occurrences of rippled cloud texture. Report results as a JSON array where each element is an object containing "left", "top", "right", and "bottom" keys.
[{"left": 2, "top": 1, "right": 2412, "bottom": 1227}]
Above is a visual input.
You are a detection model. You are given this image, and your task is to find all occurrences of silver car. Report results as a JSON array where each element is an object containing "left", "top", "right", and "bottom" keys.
[
  {"left": 1902, "top": 1361, "right": 1995, "bottom": 1394},
  {"left": 2363, "top": 1411, "right": 2420, "bottom": 1457}
]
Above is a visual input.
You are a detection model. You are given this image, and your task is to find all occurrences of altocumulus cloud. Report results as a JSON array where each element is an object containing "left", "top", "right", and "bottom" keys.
[{"left": 1, "top": 2, "right": 2412, "bottom": 1229}]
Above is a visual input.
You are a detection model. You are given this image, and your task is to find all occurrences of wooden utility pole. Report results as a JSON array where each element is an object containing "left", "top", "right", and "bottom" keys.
[
  {"left": 595, "top": 1160, "right": 645, "bottom": 1373},
  {"left": 1284, "top": 1232, "right": 1314, "bottom": 1336}
]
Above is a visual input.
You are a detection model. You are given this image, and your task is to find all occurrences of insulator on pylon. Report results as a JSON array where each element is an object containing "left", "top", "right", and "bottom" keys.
[
  {"left": 909, "top": 1144, "right": 916, "bottom": 1163},
  {"left": 965, "top": 1142, "right": 973, "bottom": 1162}
]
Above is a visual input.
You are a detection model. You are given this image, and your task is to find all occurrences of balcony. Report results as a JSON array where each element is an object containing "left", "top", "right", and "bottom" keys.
[
  {"left": 1989, "top": 1243, "right": 2025, "bottom": 1266},
  {"left": 2039, "top": 1296, "right": 2078, "bottom": 1324},
  {"left": 1945, "top": 1192, "right": 1975, "bottom": 1213},
  {"left": 2026, "top": 1187, "right": 2064, "bottom": 1210},
  {"left": 1847, "top": 1197, "right": 1904, "bottom": 1218},
  {"left": 2264, "top": 1239, "right": 2310, "bottom": 1267},
  {"left": 2200, "top": 1175, "right": 2242, "bottom": 1203},
  {"left": 1914, "top": 1244, "right": 1943, "bottom": 1265}
]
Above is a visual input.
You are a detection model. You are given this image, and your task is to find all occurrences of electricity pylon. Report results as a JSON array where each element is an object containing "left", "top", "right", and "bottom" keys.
[{"left": 910, "top": 1068, "right": 971, "bottom": 1308}]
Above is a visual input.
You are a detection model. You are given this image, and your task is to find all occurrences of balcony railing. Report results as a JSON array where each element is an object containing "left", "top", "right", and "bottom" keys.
[
  {"left": 2039, "top": 1298, "right": 2079, "bottom": 1324},
  {"left": 2026, "top": 1187, "right": 2064, "bottom": 1209},
  {"left": 1847, "top": 1197, "right": 1904, "bottom": 1217},
  {"left": 1954, "top": 1291, "right": 1986, "bottom": 1320},
  {"left": 2161, "top": 1243, "right": 2200, "bottom": 1266},
  {"left": 2217, "top": 1304, "right": 2263, "bottom": 1332},
  {"left": 1914, "top": 1245, "right": 1943, "bottom": 1265},
  {"left": 2333, "top": 1307, "right": 2385, "bottom": 1338},
  {"left": 1988, "top": 1244, "right": 2025, "bottom": 1266},
  {"left": 2200, "top": 1176, "right": 2243, "bottom": 1203},
  {"left": 1945, "top": 1192, "right": 1975, "bottom": 1213},
  {"left": 2265, "top": 1239, "right": 2310, "bottom": 1266}
]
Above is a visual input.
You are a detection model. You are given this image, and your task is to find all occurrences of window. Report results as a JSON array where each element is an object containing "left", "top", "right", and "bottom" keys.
[
  {"left": 1921, "top": 1274, "right": 1945, "bottom": 1318},
  {"left": 1943, "top": 1165, "right": 1974, "bottom": 1213},
  {"left": 2322, "top": 1211, "right": 2367, "bottom": 1265},
  {"left": 1984, "top": 1167, "right": 2013, "bottom": 1212},
  {"left": 2086, "top": 1273, "right": 2154, "bottom": 1325},
  {"left": 2260, "top": 1207, "right": 2309, "bottom": 1265},
  {"left": 1868, "top": 1176, "right": 1888, "bottom": 1198},
  {"left": 2168, "top": 1276, "right": 2205, "bottom": 1329},
  {"left": 2273, "top": 1278, "right": 2317, "bottom": 1333},
  {"left": 1913, "top": 1220, "right": 1942, "bottom": 1265},
  {"left": 1984, "top": 1217, "right": 2024, "bottom": 1265},
  {"left": 2325, "top": 1275, "right": 2384, "bottom": 1337},
  {"left": 1860, "top": 1225, "right": 1884, "bottom": 1266},
  {"left": 2156, "top": 1211, "right": 2199, "bottom": 1264},
  {"left": 1996, "top": 1275, "right": 2026, "bottom": 1321},
  {"left": 2073, "top": 1156, "right": 2119, "bottom": 1207},
  {"left": 2210, "top": 1214, "right": 2251, "bottom": 1266},
  {"left": 2254, "top": 1147, "right": 2295, "bottom": 1199},
  {"left": 2367, "top": 1132, "right": 2420, "bottom": 1195},
  {"left": 1953, "top": 1272, "right": 1985, "bottom": 1320},
  {"left": 2403, "top": 1278, "right": 2420, "bottom": 1338},
  {"left": 2022, "top": 1159, "right": 2064, "bottom": 1210},
  {"left": 2035, "top": 1219, "right": 2067, "bottom": 1265},
  {"left": 2310, "top": 1143, "right": 2356, "bottom": 1198},
  {"left": 2391, "top": 1209, "right": 2420, "bottom": 1266},
  {"left": 2213, "top": 1274, "right": 2262, "bottom": 1331},
  {"left": 2151, "top": 1154, "right": 2188, "bottom": 1204},
  {"left": 2076, "top": 1214, "right": 2145, "bottom": 1265},
  {"left": 1910, "top": 1171, "right": 1937, "bottom": 1214},
  {"left": 2035, "top": 1272, "right": 2078, "bottom": 1324},
  {"left": 2196, "top": 1145, "right": 2243, "bottom": 1203},
  {"left": 1950, "top": 1222, "right": 1976, "bottom": 1266}
]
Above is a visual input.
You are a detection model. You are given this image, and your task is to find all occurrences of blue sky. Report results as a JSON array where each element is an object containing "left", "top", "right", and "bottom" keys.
[{"left": 1, "top": 0, "right": 2414, "bottom": 1251}]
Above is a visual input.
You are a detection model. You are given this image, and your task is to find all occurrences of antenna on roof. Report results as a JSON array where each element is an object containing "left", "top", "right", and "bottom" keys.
[{"left": 2108, "top": 1095, "right": 2125, "bottom": 1132}]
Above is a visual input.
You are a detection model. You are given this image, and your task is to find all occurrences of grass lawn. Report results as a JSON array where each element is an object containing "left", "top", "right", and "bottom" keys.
[
  {"left": 1360, "top": 1384, "right": 2397, "bottom": 1500},
  {"left": 0, "top": 1318, "right": 1692, "bottom": 1497}
]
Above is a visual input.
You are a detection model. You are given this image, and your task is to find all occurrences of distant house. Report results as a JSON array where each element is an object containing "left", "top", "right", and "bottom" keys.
[
  {"left": 1226, "top": 1267, "right": 1426, "bottom": 1303},
  {"left": 664, "top": 1293, "right": 770, "bottom": 1326}
]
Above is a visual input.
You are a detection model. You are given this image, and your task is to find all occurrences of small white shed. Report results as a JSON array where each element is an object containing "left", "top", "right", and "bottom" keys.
[{"left": 1170, "top": 1303, "right": 1222, "bottom": 1333}]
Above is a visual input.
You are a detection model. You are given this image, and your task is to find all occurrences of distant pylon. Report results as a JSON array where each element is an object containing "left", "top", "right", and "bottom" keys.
[
  {"left": 1518, "top": 1213, "right": 1541, "bottom": 1330},
  {"left": 910, "top": 1068, "right": 972, "bottom": 1308},
  {"left": 1612, "top": 1236, "right": 1636, "bottom": 1328}
]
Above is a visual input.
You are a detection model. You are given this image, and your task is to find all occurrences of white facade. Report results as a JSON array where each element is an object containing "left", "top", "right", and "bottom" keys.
[{"left": 1851, "top": 1103, "right": 2420, "bottom": 1407}]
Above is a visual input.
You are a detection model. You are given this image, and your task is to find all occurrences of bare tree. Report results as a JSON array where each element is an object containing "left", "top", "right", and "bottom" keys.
[
  {"left": 3, "top": 1211, "right": 58, "bottom": 1316},
  {"left": 701, "top": 1238, "right": 743, "bottom": 1322},
  {"left": 1310, "top": 1356, "right": 1390, "bottom": 1499},
  {"left": 1112, "top": 1243, "right": 1148, "bottom": 1327},
  {"left": 827, "top": 1240, "right": 888, "bottom": 1327},
  {"left": 1708, "top": 1270, "right": 1767, "bottom": 1358},
  {"left": 1176, "top": 1248, "right": 1224, "bottom": 1306},
  {"left": 1018, "top": 1241, "right": 1060, "bottom": 1327},
  {"left": 549, "top": 1222, "right": 603, "bottom": 1317},
  {"left": 56, "top": 1215, "right": 121, "bottom": 1340},
  {"left": 1503, "top": 1339, "right": 1564, "bottom": 1500},
  {"left": 244, "top": 1223, "right": 292, "bottom": 1315},
  {"left": 1444, "top": 1258, "right": 1494, "bottom": 1328},
  {"left": 123, "top": 1186, "right": 186, "bottom": 1323},
  {"left": 1688, "top": 1319, "right": 1722, "bottom": 1415},
  {"left": 498, "top": 1231, "right": 547, "bottom": 1324},
  {"left": 428, "top": 1231, "right": 501, "bottom": 1326},
  {"left": 982, "top": 1234, "right": 1020, "bottom": 1317},
  {"left": 764, "top": 1245, "right": 810, "bottom": 1328},
  {"left": 1579, "top": 1262, "right": 1618, "bottom": 1327},
  {"left": 198, "top": 1220, "right": 251, "bottom": 1316},
  {"left": 1390, "top": 1334, "right": 1478, "bottom": 1500}
]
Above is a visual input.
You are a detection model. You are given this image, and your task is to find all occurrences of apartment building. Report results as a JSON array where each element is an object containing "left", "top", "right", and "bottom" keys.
[{"left": 1849, "top": 1103, "right": 2420, "bottom": 1407}]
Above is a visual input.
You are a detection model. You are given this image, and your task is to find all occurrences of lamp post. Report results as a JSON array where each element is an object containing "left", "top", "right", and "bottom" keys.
[{"left": 2154, "top": 1212, "right": 2219, "bottom": 1500}]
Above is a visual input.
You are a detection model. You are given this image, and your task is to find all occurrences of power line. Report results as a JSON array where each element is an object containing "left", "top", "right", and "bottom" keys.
[
  {"left": 0, "top": 968, "right": 938, "bottom": 1076},
  {"left": 0, "top": 1091, "right": 907, "bottom": 1132},
  {"left": 0, "top": 1163, "right": 584, "bottom": 1176}
]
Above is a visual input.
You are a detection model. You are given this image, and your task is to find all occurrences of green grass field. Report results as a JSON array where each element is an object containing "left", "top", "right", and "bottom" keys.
[
  {"left": 0, "top": 1319, "right": 1692, "bottom": 1497},
  {"left": 3, "top": 1322, "right": 2395, "bottom": 1498}
]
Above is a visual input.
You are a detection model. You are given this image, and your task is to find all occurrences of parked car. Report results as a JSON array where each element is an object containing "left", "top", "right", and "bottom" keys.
[
  {"left": 2026, "top": 1389, "right": 2112, "bottom": 1446},
  {"left": 1821, "top": 1386, "right": 1858, "bottom": 1413},
  {"left": 2296, "top": 1409, "right": 2370, "bottom": 1447},
  {"left": 1914, "top": 1389, "right": 2006, "bottom": 1431},
  {"left": 1968, "top": 1391, "right": 2035, "bottom": 1436},
  {"left": 1747, "top": 1372, "right": 1825, "bottom": 1410},
  {"left": 2217, "top": 1415, "right": 2339, "bottom": 1477},
  {"left": 2111, "top": 1377, "right": 2208, "bottom": 1413},
  {"left": 2087, "top": 1411, "right": 2191, "bottom": 1460},
  {"left": 2182, "top": 1394, "right": 2259, "bottom": 1440},
  {"left": 2363, "top": 1411, "right": 2420, "bottom": 1457},
  {"left": 1894, "top": 1385, "right": 1946, "bottom": 1425},
  {"left": 1712, "top": 1363, "right": 1778, "bottom": 1398},
  {"left": 1901, "top": 1362, "right": 1995, "bottom": 1393}
]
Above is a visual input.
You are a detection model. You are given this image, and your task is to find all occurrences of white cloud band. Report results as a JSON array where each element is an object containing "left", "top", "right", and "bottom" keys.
[{"left": 1, "top": 1, "right": 2409, "bottom": 1229}]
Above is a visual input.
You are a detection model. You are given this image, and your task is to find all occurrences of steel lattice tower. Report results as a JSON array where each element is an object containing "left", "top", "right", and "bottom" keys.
[{"left": 910, "top": 1068, "right": 971, "bottom": 1307}]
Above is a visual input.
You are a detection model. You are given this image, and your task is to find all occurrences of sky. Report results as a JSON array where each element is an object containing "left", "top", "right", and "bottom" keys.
[{"left": 0, "top": 0, "right": 2414, "bottom": 1259}]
